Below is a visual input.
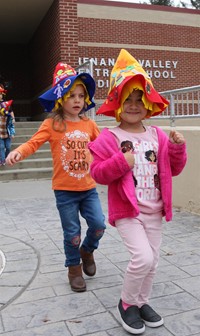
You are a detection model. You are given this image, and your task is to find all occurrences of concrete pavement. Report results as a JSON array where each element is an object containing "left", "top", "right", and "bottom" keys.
[{"left": 1, "top": 179, "right": 200, "bottom": 336}]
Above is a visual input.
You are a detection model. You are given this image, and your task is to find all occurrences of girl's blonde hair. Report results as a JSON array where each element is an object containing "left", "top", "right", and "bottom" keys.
[{"left": 47, "top": 80, "right": 90, "bottom": 132}]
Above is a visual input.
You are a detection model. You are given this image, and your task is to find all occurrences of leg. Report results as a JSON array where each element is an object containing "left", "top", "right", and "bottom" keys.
[
  {"left": 116, "top": 214, "right": 163, "bottom": 330},
  {"left": 80, "top": 188, "right": 106, "bottom": 276},
  {"left": 137, "top": 212, "right": 164, "bottom": 327},
  {"left": 116, "top": 216, "right": 147, "bottom": 334},
  {"left": 54, "top": 190, "right": 86, "bottom": 292},
  {"left": 4, "top": 137, "right": 11, "bottom": 158},
  {"left": 80, "top": 188, "right": 106, "bottom": 252},
  {"left": 54, "top": 190, "right": 82, "bottom": 267},
  {"left": 137, "top": 212, "right": 162, "bottom": 307},
  {"left": 0, "top": 138, "right": 6, "bottom": 164},
  {"left": 115, "top": 216, "right": 156, "bottom": 307}
]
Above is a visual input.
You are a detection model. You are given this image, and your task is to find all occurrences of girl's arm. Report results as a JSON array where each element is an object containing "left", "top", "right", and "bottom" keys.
[
  {"left": 89, "top": 128, "right": 134, "bottom": 185},
  {"left": 156, "top": 126, "right": 187, "bottom": 177},
  {"left": 168, "top": 131, "right": 187, "bottom": 176},
  {"left": 90, "top": 150, "right": 132, "bottom": 185},
  {"left": 6, "top": 120, "right": 51, "bottom": 166},
  {"left": 10, "top": 111, "right": 15, "bottom": 122}
]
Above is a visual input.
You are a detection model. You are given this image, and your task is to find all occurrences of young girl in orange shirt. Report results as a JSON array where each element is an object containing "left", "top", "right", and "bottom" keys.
[{"left": 6, "top": 62, "right": 106, "bottom": 292}]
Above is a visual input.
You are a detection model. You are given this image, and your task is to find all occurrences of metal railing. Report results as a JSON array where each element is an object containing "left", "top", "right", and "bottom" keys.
[
  {"left": 159, "top": 85, "right": 200, "bottom": 126},
  {"left": 88, "top": 85, "right": 200, "bottom": 127}
]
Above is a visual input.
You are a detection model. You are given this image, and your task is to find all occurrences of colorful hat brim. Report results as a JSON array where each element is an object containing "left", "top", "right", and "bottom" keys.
[
  {"left": 0, "top": 100, "right": 13, "bottom": 108},
  {"left": 96, "top": 74, "right": 169, "bottom": 118},
  {"left": 39, "top": 72, "right": 96, "bottom": 112},
  {"left": 0, "top": 100, "right": 13, "bottom": 116}
]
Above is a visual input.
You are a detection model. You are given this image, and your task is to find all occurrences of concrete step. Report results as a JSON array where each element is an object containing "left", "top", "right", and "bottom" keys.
[
  {"left": 0, "top": 122, "right": 53, "bottom": 181},
  {"left": 9, "top": 149, "right": 51, "bottom": 159},
  {"left": 14, "top": 127, "right": 41, "bottom": 135},
  {"left": 1, "top": 158, "right": 52, "bottom": 170},
  {"left": 15, "top": 121, "right": 42, "bottom": 128},
  {"left": 12, "top": 142, "right": 50, "bottom": 150},
  {"left": 13, "top": 134, "right": 41, "bottom": 142},
  {"left": 0, "top": 167, "right": 53, "bottom": 181}
]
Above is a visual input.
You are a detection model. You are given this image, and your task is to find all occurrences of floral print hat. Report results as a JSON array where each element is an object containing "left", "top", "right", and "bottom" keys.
[
  {"left": 39, "top": 62, "right": 96, "bottom": 112},
  {"left": 96, "top": 49, "right": 169, "bottom": 121}
]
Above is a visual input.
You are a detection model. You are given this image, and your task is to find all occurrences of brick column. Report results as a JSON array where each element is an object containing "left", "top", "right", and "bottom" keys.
[{"left": 59, "top": 0, "right": 79, "bottom": 68}]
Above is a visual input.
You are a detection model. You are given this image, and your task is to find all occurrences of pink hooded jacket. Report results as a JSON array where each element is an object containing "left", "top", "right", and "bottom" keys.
[{"left": 88, "top": 127, "right": 187, "bottom": 226}]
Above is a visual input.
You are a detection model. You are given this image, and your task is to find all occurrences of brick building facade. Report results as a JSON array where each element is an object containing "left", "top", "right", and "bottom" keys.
[{"left": 0, "top": 0, "right": 199, "bottom": 120}]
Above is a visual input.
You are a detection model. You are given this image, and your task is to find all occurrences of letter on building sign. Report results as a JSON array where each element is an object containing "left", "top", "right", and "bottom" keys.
[{"left": 79, "top": 57, "right": 178, "bottom": 88}]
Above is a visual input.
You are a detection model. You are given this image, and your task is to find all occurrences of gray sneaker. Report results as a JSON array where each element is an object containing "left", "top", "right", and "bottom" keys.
[{"left": 139, "top": 304, "right": 164, "bottom": 327}]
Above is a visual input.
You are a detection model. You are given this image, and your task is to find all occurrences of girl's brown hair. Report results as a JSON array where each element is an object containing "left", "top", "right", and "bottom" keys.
[{"left": 47, "top": 102, "right": 89, "bottom": 133}]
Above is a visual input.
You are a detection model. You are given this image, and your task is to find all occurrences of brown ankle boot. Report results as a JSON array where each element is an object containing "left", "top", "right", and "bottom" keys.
[
  {"left": 80, "top": 247, "right": 96, "bottom": 276},
  {"left": 68, "top": 265, "right": 86, "bottom": 292}
]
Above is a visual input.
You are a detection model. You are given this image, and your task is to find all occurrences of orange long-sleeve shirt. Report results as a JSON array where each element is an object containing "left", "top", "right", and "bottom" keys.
[{"left": 16, "top": 118, "right": 100, "bottom": 191}]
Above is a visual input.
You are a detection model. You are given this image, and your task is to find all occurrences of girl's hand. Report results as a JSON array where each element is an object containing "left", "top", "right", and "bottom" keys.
[
  {"left": 6, "top": 151, "right": 22, "bottom": 166},
  {"left": 169, "top": 131, "right": 185, "bottom": 145},
  {"left": 124, "top": 151, "right": 135, "bottom": 168}
]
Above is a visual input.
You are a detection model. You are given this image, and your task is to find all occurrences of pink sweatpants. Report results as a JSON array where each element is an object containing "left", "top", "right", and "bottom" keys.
[{"left": 115, "top": 212, "right": 162, "bottom": 308}]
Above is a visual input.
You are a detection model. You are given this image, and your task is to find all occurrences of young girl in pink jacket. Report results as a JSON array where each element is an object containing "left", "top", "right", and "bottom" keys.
[{"left": 88, "top": 49, "right": 187, "bottom": 335}]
